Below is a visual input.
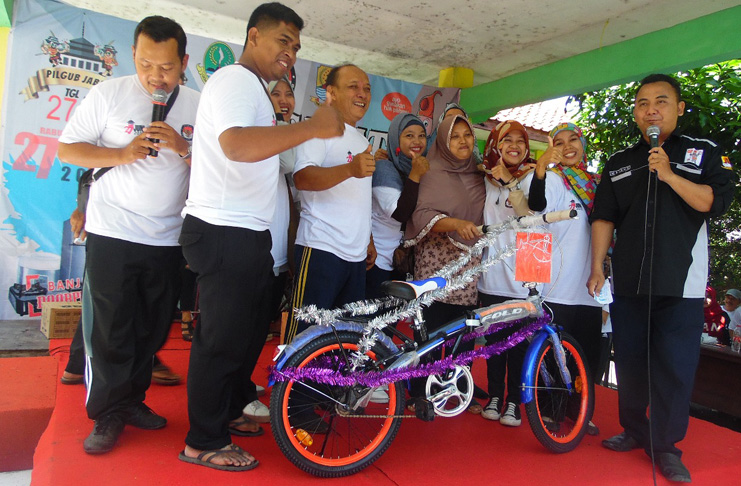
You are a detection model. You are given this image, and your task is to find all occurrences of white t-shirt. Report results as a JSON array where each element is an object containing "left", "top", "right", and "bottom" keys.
[
  {"left": 294, "top": 126, "right": 372, "bottom": 262},
  {"left": 538, "top": 171, "right": 600, "bottom": 307},
  {"left": 372, "top": 185, "right": 403, "bottom": 271},
  {"left": 183, "top": 64, "right": 278, "bottom": 231},
  {"left": 477, "top": 177, "right": 532, "bottom": 299},
  {"left": 59, "top": 75, "right": 199, "bottom": 246},
  {"left": 722, "top": 306, "right": 741, "bottom": 331},
  {"left": 270, "top": 122, "right": 296, "bottom": 271}
]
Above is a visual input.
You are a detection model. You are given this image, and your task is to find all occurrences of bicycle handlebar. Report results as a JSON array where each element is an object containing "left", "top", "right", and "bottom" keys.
[{"left": 479, "top": 209, "right": 577, "bottom": 233}]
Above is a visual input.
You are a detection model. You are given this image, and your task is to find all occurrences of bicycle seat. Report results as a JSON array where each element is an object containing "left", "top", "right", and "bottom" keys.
[{"left": 380, "top": 277, "right": 447, "bottom": 300}]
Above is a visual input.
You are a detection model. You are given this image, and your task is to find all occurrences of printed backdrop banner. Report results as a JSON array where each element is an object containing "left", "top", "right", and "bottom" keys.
[{"left": 0, "top": 0, "right": 460, "bottom": 320}]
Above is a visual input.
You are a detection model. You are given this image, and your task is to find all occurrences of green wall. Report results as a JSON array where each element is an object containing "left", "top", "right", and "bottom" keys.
[
  {"left": 462, "top": 6, "right": 741, "bottom": 123},
  {"left": 1, "top": 0, "right": 12, "bottom": 28}
]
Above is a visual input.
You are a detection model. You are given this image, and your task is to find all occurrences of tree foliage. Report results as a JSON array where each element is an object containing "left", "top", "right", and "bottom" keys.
[{"left": 570, "top": 60, "right": 741, "bottom": 291}]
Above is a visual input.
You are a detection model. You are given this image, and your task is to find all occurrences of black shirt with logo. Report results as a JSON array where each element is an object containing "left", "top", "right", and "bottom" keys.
[{"left": 591, "top": 132, "right": 735, "bottom": 298}]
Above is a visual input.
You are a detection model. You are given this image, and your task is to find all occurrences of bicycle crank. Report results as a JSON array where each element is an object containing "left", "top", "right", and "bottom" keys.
[{"left": 424, "top": 365, "right": 474, "bottom": 417}]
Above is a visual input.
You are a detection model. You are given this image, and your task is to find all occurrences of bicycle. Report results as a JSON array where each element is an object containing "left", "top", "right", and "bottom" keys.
[{"left": 268, "top": 209, "right": 594, "bottom": 477}]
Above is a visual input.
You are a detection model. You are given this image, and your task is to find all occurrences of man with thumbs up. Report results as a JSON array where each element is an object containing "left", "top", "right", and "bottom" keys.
[{"left": 286, "top": 64, "right": 376, "bottom": 343}]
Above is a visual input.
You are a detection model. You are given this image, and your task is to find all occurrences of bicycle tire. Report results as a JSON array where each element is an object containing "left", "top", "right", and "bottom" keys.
[
  {"left": 524, "top": 331, "right": 594, "bottom": 453},
  {"left": 270, "top": 331, "right": 404, "bottom": 477}
]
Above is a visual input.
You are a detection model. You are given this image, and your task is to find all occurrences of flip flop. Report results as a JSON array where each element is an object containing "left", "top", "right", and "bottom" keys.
[
  {"left": 178, "top": 444, "right": 259, "bottom": 472},
  {"left": 228, "top": 416, "right": 264, "bottom": 437}
]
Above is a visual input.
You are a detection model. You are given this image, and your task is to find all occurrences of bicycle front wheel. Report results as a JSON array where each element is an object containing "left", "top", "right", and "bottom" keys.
[
  {"left": 524, "top": 331, "right": 594, "bottom": 453},
  {"left": 269, "top": 331, "right": 404, "bottom": 477}
]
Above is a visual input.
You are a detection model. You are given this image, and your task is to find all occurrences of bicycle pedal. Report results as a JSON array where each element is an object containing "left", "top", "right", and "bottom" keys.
[{"left": 414, "top": 398, "right": 435, "bottom": 422}]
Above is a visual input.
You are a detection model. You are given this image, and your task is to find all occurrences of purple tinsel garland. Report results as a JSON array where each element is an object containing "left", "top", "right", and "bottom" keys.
[{"left": 269, "top": 315, "right": 551, "bottom": 388}]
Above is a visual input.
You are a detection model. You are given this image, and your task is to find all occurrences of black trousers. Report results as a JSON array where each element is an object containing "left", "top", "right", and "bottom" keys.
[
  {"left": 84, "top": 233, "right": 181, "bottom": 420},
  {"left": 180, "top": 215, "right": 273, "bottom": 451},
  {"left": 480, "top": 293, "right": 527, "bottom": 404},
  {"left": 244, "top": 270, "right": 288, "bottom": 405},
  {"left": 610, "top": 295, "right": 703, "bottom": 457}
]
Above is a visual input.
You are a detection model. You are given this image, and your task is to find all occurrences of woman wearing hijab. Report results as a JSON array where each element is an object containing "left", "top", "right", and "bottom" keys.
[
  {"left": 528, "top": 122, "right": 602, "bottom": 435},
  {"left": 477, "top": 120, "right": 537, "bottom": 426},
  {"left": 432, "top": 103, "right": 483, "bottom": 164},
  {"left": 404, "top": 114, "right": 485, "bottom": 410},
  {"left": 367, "top": 113, "right": 429, "bottom": 298}
]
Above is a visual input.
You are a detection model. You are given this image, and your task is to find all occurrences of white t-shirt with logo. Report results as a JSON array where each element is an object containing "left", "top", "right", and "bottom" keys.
[
  {"left": 538, "top": 171, "right": 600, "bottom": 307},
  {"left": 477, "top": 177, "right": 532, "bottom": 299},
  {"left": 183, "top": 64, "right": 278, "bottom": 231},
  {"left": 294, "top": 126, "right": 372, "bottom": 263},
  {"left": 59, "top": 75, "right": 199, "bottom": 246}
]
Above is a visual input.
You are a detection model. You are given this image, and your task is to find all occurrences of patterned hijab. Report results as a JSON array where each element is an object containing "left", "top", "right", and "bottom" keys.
[
  {"left": 482, "top": 120, "right": 535, "bottom": 183},
  {"left": 548, "top": 122, "right": 598, "bottom": 214}
]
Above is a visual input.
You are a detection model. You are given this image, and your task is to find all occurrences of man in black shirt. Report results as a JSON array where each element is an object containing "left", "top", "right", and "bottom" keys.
[{"left": 587, "top": 74, "right": 735, "bottom": 483}]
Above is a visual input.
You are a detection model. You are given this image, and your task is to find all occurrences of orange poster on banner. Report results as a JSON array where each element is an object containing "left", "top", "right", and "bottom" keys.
[{"left": 515, "top": 232, "right": 552, "bottom": 283}]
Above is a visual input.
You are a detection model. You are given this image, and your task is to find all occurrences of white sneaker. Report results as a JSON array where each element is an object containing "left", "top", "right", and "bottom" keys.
[
  {"left": 369, "top": 385, "right": 389, "bottom": 404},
  {"left": 499, "top": 401, "right": 521, "bottom": 427},
  {"left": 255, "top": 385, "right": 266, "bottom": 397},
  {"left": 242, "top": 399, "right": 270, "bottom": 423},
  {"left": 481, "top": 397, "right": 501, "bottom": 421}
]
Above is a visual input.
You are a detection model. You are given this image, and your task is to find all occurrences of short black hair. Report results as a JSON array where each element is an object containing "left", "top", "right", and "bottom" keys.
[
  {"left": 246, "top": 2, "right": 304, "bottom": 34},
  {"left": 134, "top": 16, "right": 187, "bottom": 61},
  {"left": 637, "top": 73, "right": 682, "bottom": 101},
  {"left": 326, "top": 64, "right": 359, "bottom": 88}
]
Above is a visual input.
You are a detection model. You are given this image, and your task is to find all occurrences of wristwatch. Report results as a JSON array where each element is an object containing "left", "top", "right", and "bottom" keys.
[{"left": 180, "top": 143, "right": 192, "bottom": 159}]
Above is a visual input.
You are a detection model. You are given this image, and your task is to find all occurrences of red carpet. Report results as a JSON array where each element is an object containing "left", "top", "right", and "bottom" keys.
[
  {"left": 30, "top": 324, "right": 741, "bottom": 485},
  {"left": 0, "top": 356, "right": 56, "bottom": 471}
]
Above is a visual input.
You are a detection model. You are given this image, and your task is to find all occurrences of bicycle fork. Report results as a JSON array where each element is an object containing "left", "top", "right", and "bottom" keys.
[{"left": 520, "top": 324, "right": 573, "bottom": 404}]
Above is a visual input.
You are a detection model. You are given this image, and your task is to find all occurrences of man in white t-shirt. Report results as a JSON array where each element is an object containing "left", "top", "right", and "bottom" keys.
[
  {"left": 178, "top": 3, "right": 343, "bottom": 472},
  {"left": 58, "top": 16, "right": 200, "bottom": 455},
  {"left": 722, "top": 288, "right": 741, "bottom": 331},
  {"left": 284, "top": 64, "right": 376, "bottom": 344}
]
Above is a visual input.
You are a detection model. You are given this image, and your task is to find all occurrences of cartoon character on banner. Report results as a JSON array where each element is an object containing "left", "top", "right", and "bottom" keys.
[
  {"left": 94, "top": 42, "right": 118, "bottom": 77},
  {"left": 416, "top": 90, "right": 442, "bottom": 136},
  {"left": 40, "top": 32, "right": 69, "bottom": 67}
]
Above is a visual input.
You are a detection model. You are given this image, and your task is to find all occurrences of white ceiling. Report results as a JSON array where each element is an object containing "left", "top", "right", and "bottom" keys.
[{"left": 62, "top": 0, "right": 739, "bottom": 87}]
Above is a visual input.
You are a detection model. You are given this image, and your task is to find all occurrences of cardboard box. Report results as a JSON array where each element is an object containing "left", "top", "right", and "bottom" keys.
[{"left": 40, "top": 301, "right": 82, "bottom": 339}]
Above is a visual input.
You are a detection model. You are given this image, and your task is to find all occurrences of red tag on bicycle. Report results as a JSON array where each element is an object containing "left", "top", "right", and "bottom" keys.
[{"left": 515, "top": 232, "right": 552, "bottom": 283}]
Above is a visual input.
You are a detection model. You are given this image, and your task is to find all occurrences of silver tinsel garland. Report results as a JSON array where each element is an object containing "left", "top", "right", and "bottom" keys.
[{"left": 292, "top": 216, "right": 546, "bottom": 370}]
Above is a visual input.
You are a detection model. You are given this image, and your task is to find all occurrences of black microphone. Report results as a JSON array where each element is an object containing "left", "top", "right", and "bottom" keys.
[
  {"left": 148, "top": 89, "right": 168, "bottom": 157},
  {"left": 647, "top": 125, "right": 660, "bottom": 149}
]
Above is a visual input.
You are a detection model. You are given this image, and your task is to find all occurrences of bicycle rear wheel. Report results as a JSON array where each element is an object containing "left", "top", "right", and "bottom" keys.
[
  {"left": 524, "top": 331, "right": 594, "bottom": 453},
  {"left": 270, "top": 331, "right": 404, "bottom": 477}
]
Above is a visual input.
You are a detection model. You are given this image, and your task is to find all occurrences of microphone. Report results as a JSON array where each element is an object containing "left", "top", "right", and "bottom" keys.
[
  {"left": 148, "top": 89, "right": 168, "bottom": 157},
  {"left": 647, "top": 125, "right": 660, "bottom": 149}
]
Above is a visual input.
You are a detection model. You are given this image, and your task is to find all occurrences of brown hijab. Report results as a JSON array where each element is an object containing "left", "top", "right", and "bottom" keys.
[{"left": 404, "top": 115, "right": 485, "bottom": 246}]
